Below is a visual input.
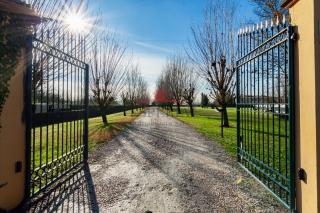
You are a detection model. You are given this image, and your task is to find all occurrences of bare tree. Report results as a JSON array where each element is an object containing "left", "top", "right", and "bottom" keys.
[
  {"left": 250, "top": 0, "right": 288, "bottom": 20},
  {"left": 127, "top": 64, "right": 140, "bottom": 114},
  {"left": 126, "top": 64, "right": 150, "bottom": 112},
  {"left": 164, "top": 55, "right": 188, "bottom": 114},
  {"left": 187, "top": 0, "right": 236, "bottom": 127},
  {"left": 183, "top": 68, "right": 198, "bottom": 117},
  {"left": 90, "top": 32, "right": 127, "bottom": 125},
  {"left": 136, "top": 77, "right": 149, "bottom": 109},
  {"left": 201, "top": 93, "right": 209, "bottom": 108},
  {"left": 120, "top": 90, "right": 129, "bottom": 116}
]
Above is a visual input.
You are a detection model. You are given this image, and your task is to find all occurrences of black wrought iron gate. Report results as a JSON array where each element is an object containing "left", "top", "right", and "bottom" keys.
[
  {"left": 25, "top": 29, "right": 89, "bottom": 199},
  {"left": 236, "top": 21, "right": 295, "bottom": 210}
]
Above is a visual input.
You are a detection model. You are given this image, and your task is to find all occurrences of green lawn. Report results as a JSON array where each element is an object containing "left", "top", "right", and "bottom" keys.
[
  {"left": 30, "top": 109, "right": 143, "bottom": 192},
  {"left": 88, "top": 110, "right": 143, "bottom": 150},
  {"left": 163, "top": 106, "right": 291, "bottom": 178},
  {"left": 31, "top": 109, "right": 143, "bottom": 170},
  {"left": 163, "top": 107, "right": 238, "bottom": 156}
]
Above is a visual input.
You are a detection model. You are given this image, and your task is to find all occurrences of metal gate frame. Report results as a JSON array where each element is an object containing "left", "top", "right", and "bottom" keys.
[
  {"left": 236, "top": 22, "right": 295, "bottom": 210},
  {"left": 24, "top": 30, "right": 89, "bottom": 201}
]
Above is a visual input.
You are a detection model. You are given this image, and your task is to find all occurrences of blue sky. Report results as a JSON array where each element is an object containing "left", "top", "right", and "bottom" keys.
[{"left": 90, "top": 0, "right": 258, "bottom": 97}]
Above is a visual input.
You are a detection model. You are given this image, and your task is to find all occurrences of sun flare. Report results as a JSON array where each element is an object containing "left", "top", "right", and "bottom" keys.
[
  {"left": 64, "top": 13, "right": 85, "bottom": 33},
  {"left": 63, "top": 10, "right": 92, "bottom": 34}
]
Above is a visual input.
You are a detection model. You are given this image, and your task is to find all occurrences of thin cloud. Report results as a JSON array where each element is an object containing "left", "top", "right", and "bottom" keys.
[{"left": 134, "top": 41, "right": 173, "bottom": 53}]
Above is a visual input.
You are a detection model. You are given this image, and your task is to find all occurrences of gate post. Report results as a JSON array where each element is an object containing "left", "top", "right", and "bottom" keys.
[
  {"left": 283, "top": 0, "right": 320, "bottom": 212},
  {"left": 0, "top": 45, "right": 27, "bottom": 211},
  {"left": 0, "top": 2, "right": 40, "bottom": 211}
]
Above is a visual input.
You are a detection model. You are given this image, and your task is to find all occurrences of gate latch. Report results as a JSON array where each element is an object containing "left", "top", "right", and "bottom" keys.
[{"left": 298, "top": 168, "right": 306, "bottom": 182}]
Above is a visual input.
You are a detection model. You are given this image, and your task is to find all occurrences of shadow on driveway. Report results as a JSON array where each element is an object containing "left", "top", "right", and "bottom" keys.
[{"left": 24, "top": 163, "right": 99, "bottom": 213}]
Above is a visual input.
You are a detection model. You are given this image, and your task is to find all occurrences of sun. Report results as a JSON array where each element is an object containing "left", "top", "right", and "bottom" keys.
[
  {"left": 61, "top": 5, "right": 95, "bottom": 35},
  {"left": 64, "top": 12, "right": 86, "bottom": 33}
]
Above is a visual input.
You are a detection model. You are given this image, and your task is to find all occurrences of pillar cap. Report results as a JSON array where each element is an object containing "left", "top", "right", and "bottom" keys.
[
  {"left": 282, "top": 0, "right": 299, "bottom": 9},
  {"left": 0, "top": 0, "right": 41, "bottom": 24}
]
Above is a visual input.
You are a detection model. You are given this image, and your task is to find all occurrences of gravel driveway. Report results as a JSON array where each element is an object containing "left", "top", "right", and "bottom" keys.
[{"left": 88, "top": 107, "right": 287, "bottom": 213}]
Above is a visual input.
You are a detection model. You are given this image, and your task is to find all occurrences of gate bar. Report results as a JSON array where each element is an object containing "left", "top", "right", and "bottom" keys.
[
  {"left": 24, "top": 36, "right": 33, "bottom": 201},
  {"left": 83, "top": 64, "right": 89, "bottom": 162},
  {"left": 288, "top": 25, "right": 296, "bottom": 211}
]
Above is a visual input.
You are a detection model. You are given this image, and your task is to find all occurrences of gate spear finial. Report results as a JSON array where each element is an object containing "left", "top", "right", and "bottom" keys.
[
  {"left": 282, "top": 15, "right": 286, "bottom": 25},
  {"left": 270, "top": 19, "right": 274, "bottom": 27},
  {"left": 276, "top": 16, "right": 280, "bottom": 26}
]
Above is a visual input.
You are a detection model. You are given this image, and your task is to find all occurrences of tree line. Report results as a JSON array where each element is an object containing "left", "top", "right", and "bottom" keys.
[
  {"left": 155, "top": 0, "right": 236, "bottom": 126},
  {"left": 26, "top": 0, "right": 286, "bottom": 128},
  {"left": 155, "top": 55, "right": 198, "bottom": 117},
  {"left": 90, "top": 32, "right": 150, "bottom": 125},
  {"left": 154, "top": 0, "right": 287, "bottom": 127}
]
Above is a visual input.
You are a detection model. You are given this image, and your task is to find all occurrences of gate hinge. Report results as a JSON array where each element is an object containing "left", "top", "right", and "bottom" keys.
[
  {"left": 290, "top": 32, "right": 298, "bottom": 41},
  {"left": 298, "top": 168, "right": 306, "bottom": 182}
]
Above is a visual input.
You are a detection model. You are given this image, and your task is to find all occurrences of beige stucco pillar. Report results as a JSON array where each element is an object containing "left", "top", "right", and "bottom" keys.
[
  {"left": 284, "top": 0, "right": 320, "bottom": 212},
  {"left": 0, "top": 50, "right": 27, "bottom": 211},
  {"left": 0, "top": 2, "right": 40, "bottom": 210}
]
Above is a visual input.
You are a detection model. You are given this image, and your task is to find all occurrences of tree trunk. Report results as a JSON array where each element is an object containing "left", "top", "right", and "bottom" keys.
[
  {"left": 177, "top": 102, "right": 181, "bottom": 114},
  {"left": 99, "top": 105, "right": 108, "bottom": 125},
  {"left": 101, "top": 113, "right": 108, "bottom": 125},
  {"left": 189, "top": 104, "right": 194, "bottom": 117},
  {"left": 223, "top": 107, "right": 229, "bottom": 127}
]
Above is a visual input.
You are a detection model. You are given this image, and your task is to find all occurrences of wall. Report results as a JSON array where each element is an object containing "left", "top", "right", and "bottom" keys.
[
  {"left": 315, "top": 0, "right": 320, "bottom": 211},
  {"left": 287, "top": 0, "right": 320, "bottom": 212},
  {"left": 0, "top": 50, "right": 26, "bottom": 210}
]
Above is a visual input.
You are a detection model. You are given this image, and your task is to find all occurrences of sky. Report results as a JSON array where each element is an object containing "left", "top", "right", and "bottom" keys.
[{"left": 90, "top": 0, "right": 258, "bottom": 99}]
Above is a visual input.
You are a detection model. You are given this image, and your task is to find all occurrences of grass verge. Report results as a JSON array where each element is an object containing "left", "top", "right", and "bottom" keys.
[
  {"left": 88, "top": 109, "right": 143, "bottom": 150},
  {"left": 31, "top": 109, "right": 144, "bottom": 168},
  {"left": 162, "top": 106, "right": 237, "bottom": 156}
]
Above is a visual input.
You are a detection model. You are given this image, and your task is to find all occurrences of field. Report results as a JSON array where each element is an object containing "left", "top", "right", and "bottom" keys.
[
  {"left": 163, "top": 107, "right": 238, "bottom": 156},
  {"left": 88, "top": 110, "right": 143, "bottom": 150},
  {"left": 31, "top": 109, "right": 143, "bottom": 169},
  {"left": 28, "top": 109, "right": 143, "bottom": 194},
  {"left": 30, "top": 106, "right": 291, "bottom": 201},
  {"left": 163, "top": 106, "right": 292, "bottom": 180}
]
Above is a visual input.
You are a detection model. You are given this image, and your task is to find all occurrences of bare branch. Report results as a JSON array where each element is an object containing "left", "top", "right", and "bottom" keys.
[{"left": 187, "top": 0, "right": 237, "bottom": 126}]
